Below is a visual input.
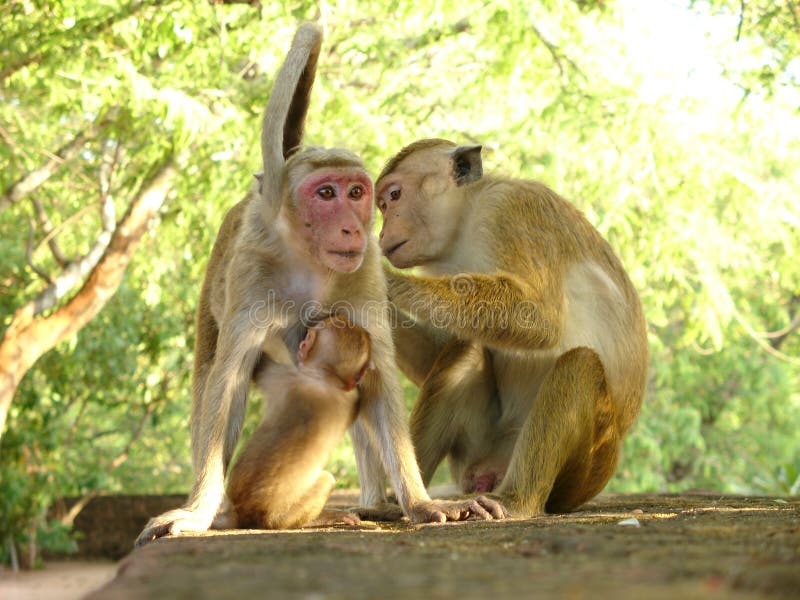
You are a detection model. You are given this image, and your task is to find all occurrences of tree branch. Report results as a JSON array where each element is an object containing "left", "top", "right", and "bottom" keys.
[
  {"left": 0, "top": 156, "right": 178, "bottom": 440},
  {"left": 59, "top": 493, "right": 98, "bottom": 529},
  {"left": 6, "top": 536, "right": 19, "bottom": 573},
  {"left": 732, "top": 306, "right": 800, "bottom": 366},
  {"left": 109, "top": 398, "right": 158, "bottom": 471},
  {"left": 61, "top": 385, "right": 163, "bottom": 527},
  {"left": 25, "top": 218, "right": 53, "bottom": 284},
  {"left": 0, "top": 3, "right": 165, "bottom": 83},
  {"left": 401, "top": 18, "right": 471, "bottom": 50},
  {"left": 529, "top": 21, "right": 583, "bottom": 80},
  {"left": 32, "top": 202, "right": 102, "bottom": 258},
  {"left": 736, "top": 0, "right": 746, "bottom": 42},
  {"left": 31, "top": 196, "right": 70, "bottom": 268},
  {"left": 766, "top": 295, "right": 800, "bottom": 351},
  {"left": 0, "top": 108, "right": 120, "bottom": 214},
  {"left": 790, "top": 1, "right": 800, "bottom": 31},
  {"left": 15, "top": 190, "right": 117, "bottom": 323}
]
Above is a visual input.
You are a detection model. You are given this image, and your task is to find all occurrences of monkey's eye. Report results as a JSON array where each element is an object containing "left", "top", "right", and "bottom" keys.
[
  {"left": 348, "top": 184, "right": 365, "bottom": 200},
  {"left": 316, "top": 185, "right": 336, "bottom": 200},
  {"left": 385, "top": 184, "right": 401, "bottom": 202}
]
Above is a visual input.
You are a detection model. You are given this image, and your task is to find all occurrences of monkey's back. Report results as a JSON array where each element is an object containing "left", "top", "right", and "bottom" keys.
[
  {"left": 466, "top": 176, "right": 648, "bottom": 431},
  {"left": 227, "top": 375, "right": 358, "bottom": 529}
]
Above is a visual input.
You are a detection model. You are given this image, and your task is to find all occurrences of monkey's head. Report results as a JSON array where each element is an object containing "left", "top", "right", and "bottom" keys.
[
  {"left": 282, "top": 147, "right": 374, "bottom": 273},
  {"left": 375, "top": 139, "right": 483, "bottom": 268},
  {"left": 297, "top": 315, "right": 371, "bottom": 391}
]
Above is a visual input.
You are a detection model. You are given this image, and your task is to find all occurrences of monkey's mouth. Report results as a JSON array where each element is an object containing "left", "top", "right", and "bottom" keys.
[
  {"left": 384, "top": 240, "right": 407, "bottom": 257},
  {"left": 329, "top": 250, "right": 363, "bottom": 259}
]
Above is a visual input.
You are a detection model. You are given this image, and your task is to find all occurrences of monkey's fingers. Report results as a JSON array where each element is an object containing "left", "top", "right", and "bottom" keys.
[
  {"left": 410, "top": 500, "right": 489, "bottom": 523},
  {"left": 474, "top": 495, "right": 508, "bottom": 519},
  {"left": 305, "top": 509, "right": 363, "bottom": 528},
  {"left": 463, "top": 499, "right": 494, "bottom": 520},
  {"left": 434, "top": 497, "right": 507, "bottom": 521},
  {"left": 135, "top": 520, "right": 174, "bottom": 548},
  {"left": 428, "top": 510, "right": 449, "bottom": 523},
  {"left": 134, "top": 508, "right": 213, "bottom": 548}
]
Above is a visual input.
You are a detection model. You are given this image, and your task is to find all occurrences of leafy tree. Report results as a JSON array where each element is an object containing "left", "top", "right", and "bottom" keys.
[
  {"left": 689, "top": 0, "right": 800, "bottom": 92},
  {"left": 1, "top": 0, "right": 797, "bottom": 566}
]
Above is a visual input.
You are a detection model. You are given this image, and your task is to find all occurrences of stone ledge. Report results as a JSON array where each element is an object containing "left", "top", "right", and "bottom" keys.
[{"left": 71, "top": 493, "right": 799, "bottom": 599}]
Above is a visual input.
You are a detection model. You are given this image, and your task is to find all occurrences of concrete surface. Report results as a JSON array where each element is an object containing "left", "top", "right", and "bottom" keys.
[{"left": 81, "top": 492, "right": 799, "bottom": 599}]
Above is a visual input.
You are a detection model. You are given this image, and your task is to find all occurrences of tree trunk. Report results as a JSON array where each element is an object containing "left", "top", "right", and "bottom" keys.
[{"left": 0, "top": 162, "right": 177, "bottom": 442}]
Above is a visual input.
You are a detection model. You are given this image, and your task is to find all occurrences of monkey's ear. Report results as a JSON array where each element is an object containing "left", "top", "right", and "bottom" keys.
[
  {"left": 253, "top": 172, "right": 264, "bottom": 195},
  {"left": 297, "top": 329, "right": 317, "bottom": 364},
  {"left": 450, "top": 145, "right": 483, "bottom": 187}
]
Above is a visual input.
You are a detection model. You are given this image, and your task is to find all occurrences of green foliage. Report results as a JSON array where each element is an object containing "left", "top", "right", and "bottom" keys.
[
  {"left": 1, "top": 0, "right": 798, "bottom": 565},
  {"left": 689, "top": 0, "right": 800, "bottom": 91},
  {"left": 0, "top": 428, "right": 77, "bottom": 567}
]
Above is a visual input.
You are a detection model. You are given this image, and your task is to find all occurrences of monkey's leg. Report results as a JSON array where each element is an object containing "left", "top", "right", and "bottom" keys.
[
  {"left": 269, "top": 471, "right": 335, "bottom": 529},
  {"left": 350, "top": 323, "right": 424, "bottom": 521},
  {"left": 357, "top": 322, "right": 506, "bottom": 523},
  {"left": 410, "top": 340, "right": 496, "bottom": 486},
  {"left": 496, "top": 346, "right": 621, "bottom": 516},
  {"left": 135, "top": 311, "right": 265, "bottom": 546},
  {"left": 350, "top": 419, "right": 389, "bottom": 507},
  {"left": 190, "top": 292, "right": 218, "bottom": 473},
  {"left": 195, "top": 315, "right": 264, "bottom": 499}
]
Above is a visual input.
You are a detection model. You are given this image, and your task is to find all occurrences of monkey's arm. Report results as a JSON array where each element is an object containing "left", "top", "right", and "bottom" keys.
[
  {"left": 386, "top": 269, "right": 563, "bottom": 351},
  {"left": 390, "top": 310, "right": 452, "bottom": 387},
  {"left": 382, "top": 263, "right": 452, "bottom": 385}
]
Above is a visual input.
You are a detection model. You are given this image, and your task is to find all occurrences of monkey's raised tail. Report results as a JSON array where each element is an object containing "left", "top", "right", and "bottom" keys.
[{"left": 260, "top": 22, "right": 323, "bottom": 205}]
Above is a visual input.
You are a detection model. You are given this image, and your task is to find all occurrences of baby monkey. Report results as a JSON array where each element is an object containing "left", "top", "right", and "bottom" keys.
[{"left": 226, "top": 315, "right": 371, "bottom": 529}]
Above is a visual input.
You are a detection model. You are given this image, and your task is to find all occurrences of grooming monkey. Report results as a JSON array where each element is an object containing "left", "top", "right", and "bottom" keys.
[
  {"left": 376, "top": 139, "right": 648, "bottom": 516},
  {"left": 227, "top": 316, "right": 369, "bottom": 529},
  {"left": 135, "top": 27, "right": 503, "bottom": 546}
]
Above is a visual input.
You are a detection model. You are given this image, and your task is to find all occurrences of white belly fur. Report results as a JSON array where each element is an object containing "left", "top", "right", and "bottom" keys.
[{"left": 559, "top": 261, "right": 628, "bottom": 396}]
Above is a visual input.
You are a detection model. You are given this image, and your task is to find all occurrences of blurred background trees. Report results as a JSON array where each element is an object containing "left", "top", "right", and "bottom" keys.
[{"left": 1, "top": 0, "right": 798, "bottom": 566}]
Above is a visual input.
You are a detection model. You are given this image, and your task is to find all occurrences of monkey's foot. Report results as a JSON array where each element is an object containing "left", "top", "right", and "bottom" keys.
[
  {"left": 408, "top": 496, "right": 507, "bottom": 523},
  {"left": 210, "top": 509, "right": 236, "bottom": 530},
  {"left": 304, "top": 509, "right": 362, "bottom": 528},
  {"left": 135, "top": 508, "right": 214, "bottom": 547},
  {"left": 353, "top": 502, "right": 407, "bottom": 522}
]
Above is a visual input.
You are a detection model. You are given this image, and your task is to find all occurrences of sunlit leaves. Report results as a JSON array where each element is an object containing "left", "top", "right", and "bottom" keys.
[{"left": 0, "top": 1, "right": 798, "bottom": 564}]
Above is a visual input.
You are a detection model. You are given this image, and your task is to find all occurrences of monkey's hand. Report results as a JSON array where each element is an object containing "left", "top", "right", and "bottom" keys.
[
  {"left": 134, "top": 508, "right": 214, "bottom": 548},
  {"left": 305, "top": 509, "right": 363, "bottom": 528},
  {"left": 353, "top": 502, "right": 407, "bottom": 522},
  {"left": 408, "top": 496, "right": 507, "bottom": 523}
]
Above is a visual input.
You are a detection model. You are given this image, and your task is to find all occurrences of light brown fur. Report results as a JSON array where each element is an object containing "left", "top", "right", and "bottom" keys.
[
  {"left": 376, "top": 139, "right": 648, "bottom": 516},
  {"left": 135, "top": 29, "right": 504, "bottom": 547},
  {"left": 227, "top": 317, "right": 369, "bottom": 529}
]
